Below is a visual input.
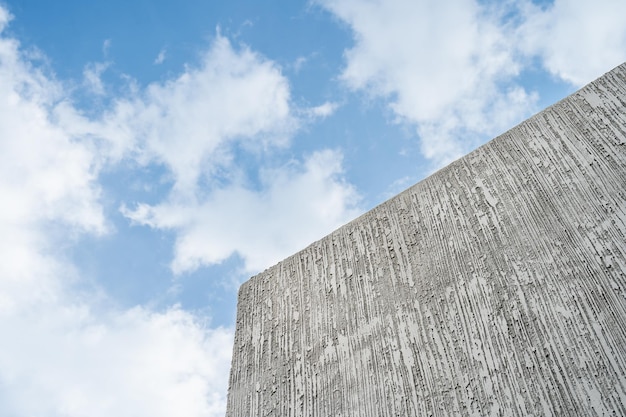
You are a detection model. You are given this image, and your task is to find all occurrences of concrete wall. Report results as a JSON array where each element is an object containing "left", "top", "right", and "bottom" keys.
[{"left": 226, "top": 63, "right": 626, "bottom": 417}]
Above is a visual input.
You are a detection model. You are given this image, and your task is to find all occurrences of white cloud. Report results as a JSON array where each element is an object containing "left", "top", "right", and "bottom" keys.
[
  {"left": 124, "top": 149, "right": 361, "bottom": 274},
  {"left": 319, "top": 0, "right": 626, "bottom": 168},
  {"left": 0, "top": 303, "right": 233, "bottom": 417},
  {"left": 91, "top": 35, "right": 360, "bottom": 275},
  {"left": 0, "top": 16, "right": 105, "bottom": 239},
  {"left": 103, "top": 35, "right": 297, "bottom": 194},
  {"left": 0, "top": 7, "right": 10, "bottom": 30},
  {"left": 318, "top": 0, "right": 537, "bottom": 168},
  {"left": 518, "top": 0, "right": 626, "bottom": 86},
  {"left": 0, "top": 8, "right": 234, "bottom": 417},
  {"left": 0, "top": 13, "right": 103, "bottom": 316}
]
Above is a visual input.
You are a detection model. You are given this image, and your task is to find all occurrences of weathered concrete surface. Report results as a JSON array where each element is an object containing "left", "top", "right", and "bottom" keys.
[{"left": 226, "top": 63, "right": 626, "bottom": 417}]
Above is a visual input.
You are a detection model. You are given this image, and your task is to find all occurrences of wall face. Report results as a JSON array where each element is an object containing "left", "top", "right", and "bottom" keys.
[{"left": 226, "top": 64, "right": 626, "bottom": 417}]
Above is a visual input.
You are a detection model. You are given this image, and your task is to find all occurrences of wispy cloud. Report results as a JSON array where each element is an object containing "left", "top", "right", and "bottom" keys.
[
  {"left": 307, "top": 101, "right": 340, "bottom": 119},
  {"left": 102, "top": 39, "right": 112, "bottom": 56},
  {"left": 83, "top": 61, "right": 110, "bottom": 95},
  {"left": 154, "top": 48, "right": 166, "bottom": 65},
  {"left": 293, "top": 55, "right": 308, "bottom": 72}
]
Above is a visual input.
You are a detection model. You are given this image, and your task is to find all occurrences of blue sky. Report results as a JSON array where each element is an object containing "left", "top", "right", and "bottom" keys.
[{"left": 0, "top": 0, "right": 624, "bottom": 415}]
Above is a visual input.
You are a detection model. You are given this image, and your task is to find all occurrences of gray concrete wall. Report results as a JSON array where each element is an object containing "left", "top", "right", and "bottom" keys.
[{"left": 226, "top": 63, "right": 626, "bottom": 417}]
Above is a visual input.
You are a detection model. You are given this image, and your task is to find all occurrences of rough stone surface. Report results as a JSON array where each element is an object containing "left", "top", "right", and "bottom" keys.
[{"left": 226, "top": 63, "right": 626, "bottom": 417}]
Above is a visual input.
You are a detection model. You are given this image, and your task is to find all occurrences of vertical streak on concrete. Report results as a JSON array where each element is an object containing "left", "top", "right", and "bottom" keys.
[{"left": 226, "top": 63, "right": 626, "bottom": 416}]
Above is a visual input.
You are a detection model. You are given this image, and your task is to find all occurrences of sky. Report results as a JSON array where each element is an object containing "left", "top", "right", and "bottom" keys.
[{"left": 0, "top": 0, "right": 625, "bottom": 415}]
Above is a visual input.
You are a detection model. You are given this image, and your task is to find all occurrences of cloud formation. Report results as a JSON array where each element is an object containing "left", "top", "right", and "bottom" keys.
[
  {"left": 307, "top": 101, "right": 340, "bottom": 119},
  {"left": 103, "top": 35, "right": 297, "bottom": 194},
  {"left": 318, "top": 0, "right": 534, "bottom": 167},
  {"left": 318, "top": 0, "right": 626, "bottom": 168},
  {"left": 154, "top": 48, "right": 167, "bottom": 65},
  {"left": 0, "top": 304, "right": 233, "bottom": 417},
  {"left": 93, "top": 35, "right": 360, "bottom": 274},
  {"left": 0, "top": 9, "right": 233, "bottom": 417},
  {"left": 518, "top": 0, "right": 626, "bottom": 85},
  {"left": 83, "top": 61, "right": 110, "bottom": 95},
  {"left": 124, "top": 149, "right": 360, "bottom": 274}
]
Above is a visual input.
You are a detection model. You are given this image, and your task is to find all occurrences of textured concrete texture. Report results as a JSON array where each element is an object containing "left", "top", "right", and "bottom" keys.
[{"left": 226, "top": 63, "right": 626, "bottom": 417}]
